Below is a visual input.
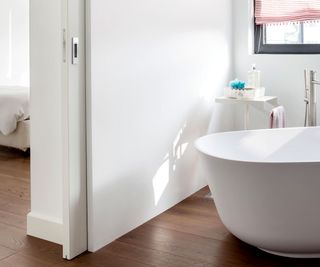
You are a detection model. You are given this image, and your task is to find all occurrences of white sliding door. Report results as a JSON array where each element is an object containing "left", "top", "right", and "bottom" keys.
[
  {"left": 62, "top": 0, "right": 87, "bottom": 260},
  {"left": 29, "top": 0, "right": 87, "bottom": 260}
]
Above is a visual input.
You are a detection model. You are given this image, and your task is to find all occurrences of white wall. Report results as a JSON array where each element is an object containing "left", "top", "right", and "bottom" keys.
[
  {"left": 233, "top": 0, "right": 320, "bottom": 130},
  {"left": 87, "top": 0, "right": 234, "bottom": 251},
  {"left": 0, "top": 0, "right": 29, "bottom": 86},
  {"left": 28, "top": 0, "right": 64, "bottom": 244}
]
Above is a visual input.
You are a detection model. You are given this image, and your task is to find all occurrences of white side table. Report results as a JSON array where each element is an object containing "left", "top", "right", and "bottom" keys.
[{"left": 215, "top": 96, "right": 279, "bottom": 130}]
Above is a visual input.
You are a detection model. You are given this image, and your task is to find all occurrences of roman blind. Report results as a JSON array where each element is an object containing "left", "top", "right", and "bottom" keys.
[{"left": 255, "top": 0, "right": 320, "bottom": 25}]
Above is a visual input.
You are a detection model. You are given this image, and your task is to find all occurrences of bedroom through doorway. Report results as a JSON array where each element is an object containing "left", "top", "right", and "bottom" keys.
[{"left": 0, "top": 0, "right": 31, "bottom": 255}]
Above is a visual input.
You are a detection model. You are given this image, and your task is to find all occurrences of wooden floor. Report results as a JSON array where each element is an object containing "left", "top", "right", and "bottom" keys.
[{"left": 1, "top": 147, "right": 320, "bottom": 266}]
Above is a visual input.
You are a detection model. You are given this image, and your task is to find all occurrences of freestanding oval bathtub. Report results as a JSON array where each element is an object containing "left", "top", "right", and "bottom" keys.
[{"left": 195, "top": 127, "right": 320, "bottom": 258}]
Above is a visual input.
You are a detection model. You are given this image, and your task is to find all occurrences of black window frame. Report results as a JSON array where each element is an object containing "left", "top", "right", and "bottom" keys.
[{"left": 254, "top": 18, "right": 320, "bottom": 54}]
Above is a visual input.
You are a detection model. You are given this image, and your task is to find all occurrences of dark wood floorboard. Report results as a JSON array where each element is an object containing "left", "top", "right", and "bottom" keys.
[{"left": 2, "top": 146, "right": 320, "bottom": 266}]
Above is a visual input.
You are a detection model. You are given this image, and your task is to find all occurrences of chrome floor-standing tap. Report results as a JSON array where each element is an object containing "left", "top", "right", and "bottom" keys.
[{"left": 304, "top": 70, "right": 320, "bottom": 127}]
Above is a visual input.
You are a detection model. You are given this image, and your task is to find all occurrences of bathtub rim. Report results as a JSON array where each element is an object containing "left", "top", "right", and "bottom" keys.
[{"left": 195, "top": 126, "right": 320, "bottom": 164}]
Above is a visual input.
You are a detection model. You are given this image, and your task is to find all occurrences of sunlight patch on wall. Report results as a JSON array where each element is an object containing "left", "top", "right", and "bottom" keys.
[
  {"left": 173, "top": 123, "right": 188, "bottom": 161},
  {"left": 152, "top": 123, "right": 190, "bottom": 205},
  {"left": 152, "top": 154, "right": 170, "bottom": 205}
]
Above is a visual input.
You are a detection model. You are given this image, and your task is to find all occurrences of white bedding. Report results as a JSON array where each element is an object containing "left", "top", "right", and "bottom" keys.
[
  {"left": 0, "top": 120, "right": 30, "bottom": 151},
  {"left": 0, "top": 86, "right": 30, "bottom": 135}
]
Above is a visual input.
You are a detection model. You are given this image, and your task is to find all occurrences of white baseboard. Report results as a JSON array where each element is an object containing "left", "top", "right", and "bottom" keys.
[{"left": 27, "top": 212, "right": 63, "bottom": 245}]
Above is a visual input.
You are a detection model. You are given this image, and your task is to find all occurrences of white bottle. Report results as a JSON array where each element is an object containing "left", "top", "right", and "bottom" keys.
[{"left": 247, "top": 64, "right": 261, "bottom": 89}]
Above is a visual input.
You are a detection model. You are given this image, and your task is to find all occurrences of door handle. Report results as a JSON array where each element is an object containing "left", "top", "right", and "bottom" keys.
[{"left": 72, "top": 37, "right": 79, "bottom": 65}]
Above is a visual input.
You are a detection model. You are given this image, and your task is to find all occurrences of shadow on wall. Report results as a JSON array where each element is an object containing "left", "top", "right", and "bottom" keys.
[
  {"left": 152, "top": 99, "right": 211, "bottom": 206},
  {"left": 152, "top": 97, "right": 235, "bottom": 206},
  {"left": 90, "top": 96, "right": 233, "bottom": 246}
]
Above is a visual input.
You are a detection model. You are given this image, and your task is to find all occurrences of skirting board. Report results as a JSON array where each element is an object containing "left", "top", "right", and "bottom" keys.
[{"left": 27, "top": 212, "right": 63, "bottom": 245}]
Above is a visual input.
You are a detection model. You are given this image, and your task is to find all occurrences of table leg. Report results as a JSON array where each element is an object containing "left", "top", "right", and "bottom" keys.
[{"left": 244, "top": 104, "right": 249, "bottom": 130}]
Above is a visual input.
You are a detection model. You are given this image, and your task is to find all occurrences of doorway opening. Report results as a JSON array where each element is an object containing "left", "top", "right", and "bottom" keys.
[
  {"left": 0, "top": 0, "right": 87, "bottom": 262},
  {"left": 0, "top": 0, "right": 31, "bottom": 257}
]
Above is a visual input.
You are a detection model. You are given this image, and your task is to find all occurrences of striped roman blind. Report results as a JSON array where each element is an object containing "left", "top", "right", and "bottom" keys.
[{"left": 255, "top": 0, "right": 320, "bottom": 25}]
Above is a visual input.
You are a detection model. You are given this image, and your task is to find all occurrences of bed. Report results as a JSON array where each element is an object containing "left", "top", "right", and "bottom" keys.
[{"left": 0, "top": 86, "right": 30, "bottom": 151}]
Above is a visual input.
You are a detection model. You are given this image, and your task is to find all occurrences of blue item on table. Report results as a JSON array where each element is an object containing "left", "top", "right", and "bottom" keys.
[{"left": 229, "top": 79, "right": 246, "bottom": 90}]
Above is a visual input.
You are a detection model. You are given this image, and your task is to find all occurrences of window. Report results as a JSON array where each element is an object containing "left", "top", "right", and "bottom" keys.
[
  {"left": 255, "top": 22, "right": 320, "bottom": 54},
  {"left": 254, "top": 0, "right": 320, "bottom": 54}
]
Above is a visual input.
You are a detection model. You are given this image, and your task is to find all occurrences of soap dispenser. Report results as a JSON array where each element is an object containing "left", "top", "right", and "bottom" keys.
[{"left": 247, "top": 64, "right": 261, "bottom": 89}]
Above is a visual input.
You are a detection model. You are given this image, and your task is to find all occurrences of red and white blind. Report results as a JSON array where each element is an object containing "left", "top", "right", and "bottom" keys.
[{"left": 255, "top": 0, "right": 320, "bottom": 25}]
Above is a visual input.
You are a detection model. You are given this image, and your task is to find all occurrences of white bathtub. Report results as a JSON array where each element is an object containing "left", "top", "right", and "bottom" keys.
[{"left": 195, "top": 127, "right": 320, "bottom": 258}]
